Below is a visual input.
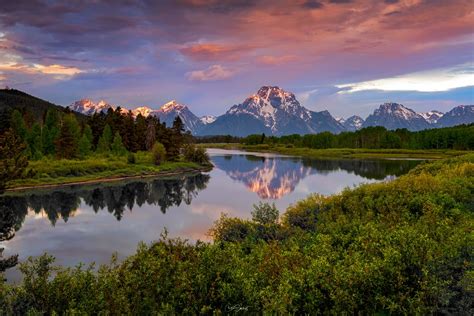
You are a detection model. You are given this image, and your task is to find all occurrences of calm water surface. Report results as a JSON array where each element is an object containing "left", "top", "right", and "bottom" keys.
[{"left": 2, "top": 149, "right": 425, "bottom": 282}]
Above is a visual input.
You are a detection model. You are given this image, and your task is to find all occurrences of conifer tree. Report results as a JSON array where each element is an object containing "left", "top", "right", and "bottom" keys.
[
  {"left": 27, "top": 122, "right": 43, "bottom": 160},
  {"left": 55, "top": 114, "right": 80, "bottom": 159},
  {"left": 43, "top": 109, "right": 60, "bottom": 155},
  {"left": 78, "top": 126, "right": 93, "bottom": 159},
  {"left": 145, "top": 121, "right": 156, "bottom": 151},
  {"left": 83, "top": 124, "right": 93, "bottom": 146},
  {"left": 122, "top": 111, "right": 135, "bottom": 151},
  {"left": 78, "top": 134, "right": 92, "bottom": 158},
  {"left": 166, "top": 116, "right": 185, "bottom": 161},
  {"left": 111, "top": 131, "right": 127, "bottom": 156},
  {"left": 97, "top": 124, "right": 113, "bottom": 154},
  {"left": 0, "top": 128, "right": 28, "bottom": 193},
  {"left": 135, "top": 115, "right": 147, "bottom": 151},
  {"left": 11, "top": 110, "right": 27, "bottom": 141}
]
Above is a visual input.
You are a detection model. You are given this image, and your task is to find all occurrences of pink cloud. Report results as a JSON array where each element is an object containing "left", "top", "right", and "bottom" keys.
[
  {"left": 258, "top": 55, "right": 298, "bottom": 65},
  {"left": 186, "top": 64, "right": 236, "bottom": 81}
]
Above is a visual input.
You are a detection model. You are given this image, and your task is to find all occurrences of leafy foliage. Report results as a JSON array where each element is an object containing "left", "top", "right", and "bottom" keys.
[
  {"left": 251, "top": 202, "right": 279, "bottom": 224},
  {"left": 111, "top": 131, "right": 127, "bottom": 156},
  {"left": 2, "top": 155, "right": 471, "bottom": 314},
  {"left": 151, "top": 142, "right": 166, "bottom": 165},
  {"left": 240, "top": 124, "right": 474, "bottom": 150},
  {"left": 183, "top": 144, "right": 211, "bottom": 166},
  {"left": 0, "top": 129, "right": 29, "bottom": 193}
]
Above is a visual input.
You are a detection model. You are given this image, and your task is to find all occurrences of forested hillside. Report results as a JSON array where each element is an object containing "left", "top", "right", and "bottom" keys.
[{"left": 0, "top": 89, "right": 85, "bottom": 127}]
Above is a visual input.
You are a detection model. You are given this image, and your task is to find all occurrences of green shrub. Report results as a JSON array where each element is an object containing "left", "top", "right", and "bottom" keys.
[
  {"left": 127, "top": 153, "right": 136, "bottom": 164},
  {"left": 251, "top": 202, "right": 279, "bottom": 224},
  {"left": 151, "top": 142, "right": 166, "bottom": 165},
  {"left": 183, "top": 144, "right": 211, "bottom": 165}
]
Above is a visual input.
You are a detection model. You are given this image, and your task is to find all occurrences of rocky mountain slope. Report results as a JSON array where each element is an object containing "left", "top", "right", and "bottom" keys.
[
  {"left": 69, "top": 89, "right": 473, "bottom": 136},
  {"left": 198, "top": 86, "right": 345, "bottom": 136},
  {"left": 362, "top": 103, "right": 431, "bottom": 131},
  {"left": 436, "top": 105, "right": 474, "bottom": 128}
]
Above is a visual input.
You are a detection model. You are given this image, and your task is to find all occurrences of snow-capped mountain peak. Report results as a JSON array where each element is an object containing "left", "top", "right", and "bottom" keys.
[
  {"left": 202, "top": 86, "right": 344, "bottom": 136},
  {"left": 131, "top": 106, "right": 154, "bottom": 117},
  {"left": 160, "top": 100, "right": 186, "bottom": 113},
  {"left": 363, "top": 102, "right": 430, "bottom": 131},
  {"left": 342, "top": 115, "right": 364, "bottom": 131},
  {"left": 335, "top": 117, "right": 346, "bottom": 124},
  {"left": 200, "top": 115, "right": 216, "bottom": 124},
  {"left": 70, "top": 99, "right": 115, "bottom": 115},
  {"left": 227, "top": 86, "right": 313, "bottom": 132},
  {"left": 436, "top": 105, "right": 474, "bottom": 127},
  {"left": 377, "top": 103, "right": 420, "bottom": 120},
  {"left": 419, "top": 110, "right": 444, "bottom": 124}
]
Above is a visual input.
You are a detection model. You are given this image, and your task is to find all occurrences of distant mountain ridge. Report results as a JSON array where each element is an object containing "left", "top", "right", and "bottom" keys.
[
  {"left": 69, "top": 99, "right": 206, "bottom": 134},
  {"left": 57, "top": 88, "right": 474, "bottom": 136},
  {"left": 362, "top": 102, "right": 431, "bottom": 131}
]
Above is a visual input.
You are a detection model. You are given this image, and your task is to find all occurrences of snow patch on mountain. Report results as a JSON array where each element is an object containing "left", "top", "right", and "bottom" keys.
[
  {"left": 419, "top": 110, "right": 444, "bottom": 124},
  {"left": 200, "top": 115, "right": 216, "bottom": 124},
  {"left": 70, "top": 99, "right": 115, "bottom": 115}
]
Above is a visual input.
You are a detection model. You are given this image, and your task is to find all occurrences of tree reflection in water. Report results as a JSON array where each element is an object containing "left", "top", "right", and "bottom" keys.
[{"left": 0, "top": 173, "right": 210, "bottom": 244}]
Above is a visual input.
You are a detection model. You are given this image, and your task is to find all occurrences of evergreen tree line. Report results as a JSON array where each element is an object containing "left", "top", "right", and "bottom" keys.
[
  {"left": 242, "top": 124, "right": 474, "bottom": 150},
  {"left": 6, "top": 107, "right": 189, "bottom": 160}
]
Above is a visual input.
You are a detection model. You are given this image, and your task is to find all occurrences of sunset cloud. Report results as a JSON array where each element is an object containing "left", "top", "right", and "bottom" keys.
[
  {"left": 258, "top": 55, "right": 298, "bottom": 66},
  {"left": 337, "top": 63, "right": 474, "bottom": 93},
  {"left": 0, "top": 62, "right": 82, "bottom": 78},
  {"left": 180, "top": 43, "right": 252, "bottom": 61},
  {"left": 186, "top": 65, "right": 235, "bottom": 81},
  {"left": 0, "top": 0, "right": 471, "bottom": 116}
]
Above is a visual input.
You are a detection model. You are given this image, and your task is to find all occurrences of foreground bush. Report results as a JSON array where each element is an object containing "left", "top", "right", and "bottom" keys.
[
  {"left": 183, "top": 144, "right": 211, "bottom": 166},
  {"left": 151, "top": 142, "right": 166, "bottom": 165},
  {"left": 1, "top": 154, "right": 472, "bottom": 314}
]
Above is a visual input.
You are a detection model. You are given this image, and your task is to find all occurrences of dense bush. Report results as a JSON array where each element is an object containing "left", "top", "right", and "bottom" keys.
[
  {"left": 251, "top": 202, "right": 279, "bottom": 224},
  {"left": 183, "top": 144, "right": 211, "bottom": 165},
  {"left": 127, "top": 152, "right": 136, "bottom": 164},
  {"left": 151, "top": 142, "right": 166, "bottom": 165},
  {"left": 1, "top": 154, "right": 472, "bottom": 314}
]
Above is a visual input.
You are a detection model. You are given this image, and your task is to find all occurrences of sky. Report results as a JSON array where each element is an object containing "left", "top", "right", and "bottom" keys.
[{"left": 0, "top": 0, "right": 473, "bottom": 118}]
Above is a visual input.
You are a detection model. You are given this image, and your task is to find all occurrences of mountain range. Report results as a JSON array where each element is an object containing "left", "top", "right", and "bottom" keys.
[{"left": 67, "top": 86, "right": 473, "bottom": 136}]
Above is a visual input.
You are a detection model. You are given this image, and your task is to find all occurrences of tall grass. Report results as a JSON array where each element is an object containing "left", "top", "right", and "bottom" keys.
[{"left": 9, "top": 152, "right": 202, "bottom": 188}]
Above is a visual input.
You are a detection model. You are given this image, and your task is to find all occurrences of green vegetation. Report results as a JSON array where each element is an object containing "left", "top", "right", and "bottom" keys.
[
  {"left": 151, "top": 142, "right": 166, "bottom": 165},
  {"left": 183, "top": 144, "right": 212, "bottom": 166},
  {"left": 7, "top": 153, "right": 204, "bottom": 189},
  {"left": 241, "top": 124, "right": 474, "bottom": 150},
  {"left": 203, "top": 143, "right": 468, "bottom": 159},
  {"left": 1, "top": 154, "right": 472, "bottom": 314},
  {"left": 0, "top": 104, "right": 211, "bottom": 191},
  {"left": 0, "top": 129, "right": 29, "bottom": 193},
  {"left": 0, "top": 89, "right": 86, "bottom": 127},
  {"left": 200, "top": 124, "right": 474, "bottom": 159}
]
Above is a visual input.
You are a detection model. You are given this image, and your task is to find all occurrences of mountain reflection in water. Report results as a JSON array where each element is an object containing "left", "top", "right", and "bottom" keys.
[{"left": 211, "top": 154, "right": 422, "bottom": 199}]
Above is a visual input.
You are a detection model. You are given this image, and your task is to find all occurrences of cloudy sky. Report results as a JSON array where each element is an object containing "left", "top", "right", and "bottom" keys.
[{"left": 0, "top": 0, "right": 473, "bottom": 118}]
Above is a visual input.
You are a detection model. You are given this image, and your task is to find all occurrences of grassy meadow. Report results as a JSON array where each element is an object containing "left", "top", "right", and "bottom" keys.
[
  {"left": 8, "top": 151, "right": 205, "bottom": 190},
  {"left": 201, "top": 143, "right": 470, "bottom": 159}
]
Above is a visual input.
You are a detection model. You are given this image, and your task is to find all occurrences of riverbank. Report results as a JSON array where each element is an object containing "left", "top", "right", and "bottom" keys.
[
  {"left": 7, "top": 152, "right": 212, "bottom": 191},
  {"left": 201, "top": 143, "right": 470, "bottom": 159}
]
